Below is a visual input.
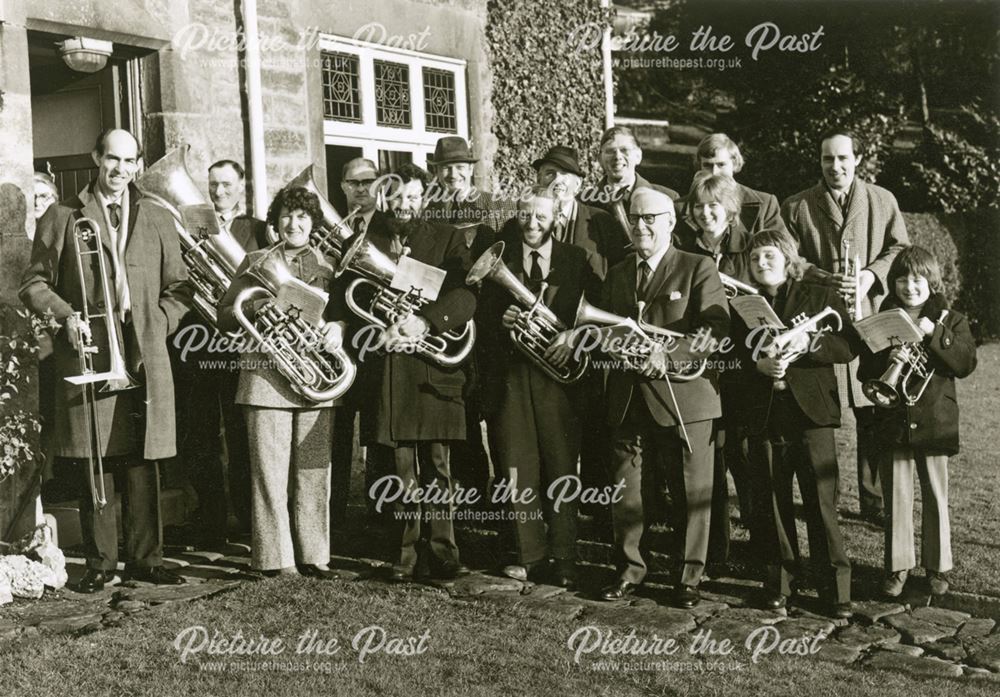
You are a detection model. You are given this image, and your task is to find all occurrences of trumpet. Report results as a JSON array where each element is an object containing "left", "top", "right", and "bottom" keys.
[
  {"left": 841, "top": 238, "right": 862, "bottom": 320},
  {"left": 764, "top": 307, "right": 843, "bottom": 391},
  {"left": 336, "top": 232, "right": 475, "bottom": 367},
  {"left": 863, "top": 343, "right": 934, "bottom": 408},
  {"left": 231, "top": 245, "right": 356, "bottom": 403},
  {"left": 65, "top": 217, "right": 141, "bottom": 510},
  {"left": 720, "top": 272, "right": 759, "bottom": 298},
  {"left": 573, "top": 297, "right": 706, "bottom": 381},
  {"left": 283, "top": 165, "right": 360, "bottom": 262},
  {"left": 135, "top": 144, "right": 247, "bottom": 327},
  {"left": 466, "top": 242, "right": 587, "bottom": 384}
]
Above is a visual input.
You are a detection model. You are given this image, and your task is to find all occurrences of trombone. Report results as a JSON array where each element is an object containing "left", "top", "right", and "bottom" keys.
[{"left": 65, "top": 217, "right": 141, "bottom": 510}]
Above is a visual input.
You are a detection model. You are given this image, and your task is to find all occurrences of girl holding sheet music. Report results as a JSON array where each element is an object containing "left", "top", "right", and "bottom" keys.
[{"left": 857, "top": 246, "right": 977, "bottom": 598}]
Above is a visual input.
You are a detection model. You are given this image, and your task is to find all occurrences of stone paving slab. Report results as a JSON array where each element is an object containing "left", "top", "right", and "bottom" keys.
[
  {"left": 776, "top": 617, "right": 836, "bottom": 641},
  {"left": 851, "top": 601, "right": 906, "bottom": 625},
  {"left": 813, "top": 641, "right": 863, "bottom": 664},
  {"left": 111, "top": 580, "right": 240, "bottom": 606},
  {"left": 864, "top": 649, "right": 964, "bottom": 678},
  {"left": 964, "top": 633, "right": 1000, "bottom": 672},
  {"left": 957, "top": 617, "right": 997, "bottom": 641},
  {"left": 910, "top": 606, "right": 970, "bottom": 629},
  {"left": 834, "top": 623, "right": 901, "bottom": 649},
  {"left": 920, "top": 636, "right": 967, "bottom": 661},
  {"left": 878, "top": 642, "right": 924, "bottom": 657},
  {"left": 884, "top": 612, "right": 957, "bottom": 645}
]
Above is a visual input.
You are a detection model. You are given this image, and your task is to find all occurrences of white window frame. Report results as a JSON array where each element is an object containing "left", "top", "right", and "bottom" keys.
[{"left": 320, "top": 34, "right": 468, "bottom": 169}]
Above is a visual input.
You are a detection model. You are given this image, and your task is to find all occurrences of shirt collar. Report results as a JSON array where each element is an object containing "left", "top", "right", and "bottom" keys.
[
  {"left": 638, "top": 243, "right": 669, "bottom": 274},
  {"left": 217, "top": 204, "right": 244, "bottom": 223},
  {"left": 523, "top": 236, "right": 553, "bottom": 264}
]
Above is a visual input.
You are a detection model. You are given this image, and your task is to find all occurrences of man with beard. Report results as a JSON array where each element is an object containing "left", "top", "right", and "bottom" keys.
[{"left": 347, "top": 163, "right": 476, "bottom": 581}]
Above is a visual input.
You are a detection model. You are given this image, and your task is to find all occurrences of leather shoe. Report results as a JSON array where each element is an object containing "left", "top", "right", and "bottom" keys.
[
  {"left": 761, "top": 592, "right": 788, "bottom": 610},
  {"left": 432, "top": 562, "right": 470, "bottom": 580},
  {"left": 600, "top": 580, "right": 639, "bottom": 601},
  {"left": 551, "top": 560, "right": 578, "bottom": 590},
  {"left": 830, "top": 601, "right": 854, "bottom": 619},
  {"left": 76, "top": 569, "right": 118, "bottom": 594},
  {"left": 673, "top": 584, "right": 701, "bottom": 609},
  {"left": 387, "top": 567, "right": 412, "bottom": 583},
  {"left": 131, "top": 566, "right": 185, "bottom": 585},
  {"left": 501, "top": 564, "right": 529, "bottom": 582},
  {"left": 299, "top": 564, "right": 341, "bottom": 581}
]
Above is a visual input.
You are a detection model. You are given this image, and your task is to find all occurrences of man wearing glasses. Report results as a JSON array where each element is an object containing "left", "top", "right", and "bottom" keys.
[{"left": 596, "top": 188, "right": 729, "bottom": 609}]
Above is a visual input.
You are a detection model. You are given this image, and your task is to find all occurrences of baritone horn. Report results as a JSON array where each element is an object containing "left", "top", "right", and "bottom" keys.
[
  {"left": 135, "top": 144, "right": 247, "bottom": 327},
  {"left": 64, "top": 217, "right": 141, "bottom": 510},
  {"left": 336, "top": 232, "right": 475, "bottom": 367},
  {"left": 466, "top": 242, "right": 587, "bottom": 383},
  {"left": 231, "top": 245, "right": 356, "bottom": 403},
  {"left": 283, "top": 165, "right": 360, "bottom": 261},
  {"left": 863, "top": 342, "right": 934, "bottom": 408},
  {"left": 573, "top": 297, "right": 706, "bottom": 381}
]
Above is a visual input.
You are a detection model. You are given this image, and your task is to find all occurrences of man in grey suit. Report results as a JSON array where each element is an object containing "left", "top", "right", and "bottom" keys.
[{"left": 782, "top": 128, "right": 909, "bottom": 521}]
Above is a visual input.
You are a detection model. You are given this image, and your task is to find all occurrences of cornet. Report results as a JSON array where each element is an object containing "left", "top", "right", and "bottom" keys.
[
  {"left": 135, "top": 144, "right": 247, "bottom": 327},
  {"left": 466, "top": 242, "right": 588, "bottom": 384},
  {"left": 764, "top": 306, "right": 842, "bottom": 390},
  {"left": 841, "top": 238, "right": 862, "bottom": 320},
  {"left": 336, "top": 232, "right": 475, "bottom": 367},
  {"left": 573, "top": 298, "right": 706, "bottom": 381},
  {"left": 720, "top": 272, "right": 759, "bottom": 299},
  {"left": 231, "top": 245, "right": 356, "bottom": 403},
  {"left": 863, "top": 343, "right": 934, "bottom": 408},
  {"left": 65, "top": 217, "right": 141, "bottom": 510}
]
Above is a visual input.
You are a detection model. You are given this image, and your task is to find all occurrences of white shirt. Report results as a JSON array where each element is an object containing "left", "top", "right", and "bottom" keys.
[
  {"left": 522, "top": 237, "right": 553, "bottom": 279},
  {"left": 636, "top": 243, "right": 669, "bottom": 290},
  {"left": 217, "top": 204, "right": 244, "bottom": 234}
]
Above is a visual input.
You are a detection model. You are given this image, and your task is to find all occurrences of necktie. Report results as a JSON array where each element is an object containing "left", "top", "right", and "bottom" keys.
[
  {"left": 108, "top": 202, "right": 121, "bottom": 229},
  {"left": 354, "top": 216, "right": 367, "bottom": 236},
  {"left": 555, "top": 208, "right": 568, "bottom": 242},
  {"left": 637, "top": 260, "right": 651, "bottom": 298},
  {"left": 527, "top": 251, "right": 543, "bottom": 291}
]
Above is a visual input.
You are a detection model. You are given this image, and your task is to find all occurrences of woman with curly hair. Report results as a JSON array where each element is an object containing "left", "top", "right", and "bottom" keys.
[{"left": 218, "top": 185, "right": 347, "bottom": 579}]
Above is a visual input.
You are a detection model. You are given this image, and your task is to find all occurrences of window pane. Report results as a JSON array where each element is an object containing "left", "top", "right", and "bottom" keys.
[
  {"left": 422, "top": 68, "right": 457, "bottom": 133},
  {"left": 322, "top": 51, "right": 362, "bottom": 122},
  {"left": 374, "top": 60, "right": 411, "bottom": 128}
]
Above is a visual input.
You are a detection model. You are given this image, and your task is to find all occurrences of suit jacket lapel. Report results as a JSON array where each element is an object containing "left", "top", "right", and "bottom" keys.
[
  {"left": 642, "top": 246, "right": 675, "bottom": 303},
  {"left": 125, "top": 183, "right": 141, "bottom": 252},
  {"left": 79, "top": 187, "right": 116, "bottom": 258},
  {"left": 815, "top": 183, "right": 843, "bottom": 228}
]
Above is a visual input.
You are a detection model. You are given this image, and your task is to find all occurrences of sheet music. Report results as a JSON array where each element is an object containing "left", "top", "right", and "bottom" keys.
[
  {"left": 854, "top": 308, "right": 924, "bottom": 353},
  {"left": 391, "top": 256, "right": 446, "bottom": 302},
  {"left": 180, "top": 204, "right": 222, "bottom": 237},
  {"left": 730, "top": 295, "right": 785, "bottom": 329},
  {"left": 275, "top": 278, "right": 328, "bottom": 326}
]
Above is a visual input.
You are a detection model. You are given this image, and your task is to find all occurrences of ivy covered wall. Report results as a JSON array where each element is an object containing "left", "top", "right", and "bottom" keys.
[{"left": 485, "top": 0, "right": 611, "bottom": 188}]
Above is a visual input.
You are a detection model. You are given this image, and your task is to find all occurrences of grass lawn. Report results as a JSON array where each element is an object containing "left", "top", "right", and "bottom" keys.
[{"left": 3, "top": 575, "right": 998, "bottom": 697}]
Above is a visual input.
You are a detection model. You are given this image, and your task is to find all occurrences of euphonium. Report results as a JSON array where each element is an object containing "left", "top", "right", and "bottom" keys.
[
  {"left": 135, "top": 144, "right": 247, "bottom": 327},
  {"left": 863, "top": 343, "right": 934, "bottom": 408},
  {"left": 283, "top": 165, "right": 360, "bottom": 261},
  {"left": 720, "top": 272, "right": 759, "bottom": 298},
  {"left": 231, "top": 245, "right": 356, "bottom": 403},
  {"left": 573, "top": 297, "right": 706, "bottom": 381},
  {"left": 466, "top": 242, "right": 587, "bottom": 384},
  {"left": 336, "top": 232, "right": 475, "bottom": 367}
]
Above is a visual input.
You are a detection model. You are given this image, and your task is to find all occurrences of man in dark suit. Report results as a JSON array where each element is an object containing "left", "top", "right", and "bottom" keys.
[
  {"left": 478, "top": 190, "right": 600, "bottom": 588},
  {"left": 676, "top": 133, "right": 788, "bottom": 236},
  {"left": 782, "top": 128, "right": 909, "bottom": 522},
  {"left": 348, "top": 163, "right": 476, "bottom": 581},
  {"left": 20, "top": 128, "right": 192, "bottom": 592},
  {"left": 596, "top": 187, "right": 729, "bottom": 608},
  {"left": 175, "top": 159, "right": 269, "bottom": 548}
]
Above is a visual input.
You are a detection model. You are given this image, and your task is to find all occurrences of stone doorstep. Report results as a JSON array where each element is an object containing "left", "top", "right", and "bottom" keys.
[{"left": 44, "top": 487, "right": 189, "bottom": 549}]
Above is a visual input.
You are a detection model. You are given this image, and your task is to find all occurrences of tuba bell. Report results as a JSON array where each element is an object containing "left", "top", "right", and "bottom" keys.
[
  {"left": 573, "top": 297, "right": 706, "bottom": 381},
  {"left": 862, "top": 343, "right": 934, "bottom": 408},
  {"left": 336, "top": 232, "right": 475, "bottom": 367},
  {"left": 283, "top": 165, "right": 360, "bottom": 261},
  {"left": 135, "top": 144, "right": 247, "bottom": 327},
  {"left": 466, "top": 242, "right": 587, "bottom": 384},
  {"left": 231, "top": 245, "right": 356, "bottom": 403}
]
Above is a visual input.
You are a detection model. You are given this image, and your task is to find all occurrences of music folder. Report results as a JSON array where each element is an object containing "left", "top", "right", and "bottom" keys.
[
  {"left": 854, "top": 309, "right": 924, "bottom": 354},
  {"left": 276, "top": 278, "right": 329, "bottom": 327},
  {"left": 391, "top": 256, "right": 446, "bottom": 302},
  {"left": 730, "top": 294, "right": 785, "bottom": 330}
]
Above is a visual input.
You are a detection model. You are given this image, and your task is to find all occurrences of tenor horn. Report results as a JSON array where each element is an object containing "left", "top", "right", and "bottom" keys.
[
  {"left": 467, "top": 242, "right": 587, "bottom": 383},
  {"left": 336, "top": 232, "right": 475, "bottom": 367},
  {"left": 231, "top": 245, "right": 356, "bottom": 403},
  {"left": 862, "top": 344, "right": 933, "bottom": 408},
  {"left": 135, "top": 144, "right": 247, "bottom": 326}
]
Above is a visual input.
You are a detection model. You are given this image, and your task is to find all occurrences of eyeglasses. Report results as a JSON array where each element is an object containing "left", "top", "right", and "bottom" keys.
[
  {"left": 344, "top": 179, "right": 376, "bottom": 189},
  {"left": 627, "top": 212, "right": 672, "bottom": 226}
]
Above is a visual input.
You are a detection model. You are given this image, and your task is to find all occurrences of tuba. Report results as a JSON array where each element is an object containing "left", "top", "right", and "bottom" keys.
[
  {"left": 64, "top": 217, "right": 141, "bottom": 510},
  {"left": 336, "top": 232, "right": 475, "bottom": 367},
  {"left": 466, "top": 242, "right": 587, "bottom": 384},
  {"left": 863, "top": 343, "right": 934, "bottom": 408},
  {"left": 135, "top": 144, "right": 247, "bottom": 327},
  {"left": 283, "top": 165, "right": 360, "bottom": 262},
  {"left": 720, "top": 272, "right": 759, "bottom": 298},
  {"left": 231, "top": 245, "right": 356, "bottom": 403},
  {"left": 574, "top": 297, "right": 706, "bottom": 381}
]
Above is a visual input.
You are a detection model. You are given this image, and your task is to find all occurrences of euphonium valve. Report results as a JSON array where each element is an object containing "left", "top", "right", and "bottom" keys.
[{"left": 862, "top": 343, "right": 933, "bottom": 408}]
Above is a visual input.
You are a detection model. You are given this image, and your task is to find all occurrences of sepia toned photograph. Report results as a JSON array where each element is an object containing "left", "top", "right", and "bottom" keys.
[{"left": 0, "top": 0, "right": 998, "bottom": 694}]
